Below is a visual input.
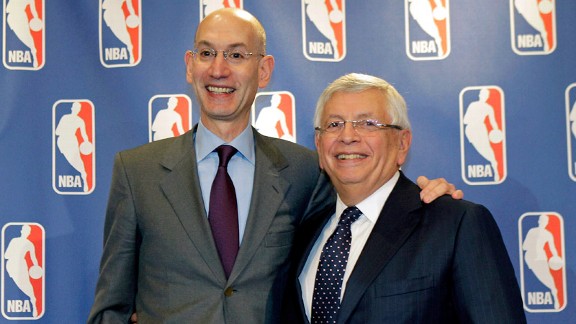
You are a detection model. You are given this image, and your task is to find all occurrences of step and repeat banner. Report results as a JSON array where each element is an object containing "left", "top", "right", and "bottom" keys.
[{"left": 1, "top": 0, "right": 574, "bottom": 322}]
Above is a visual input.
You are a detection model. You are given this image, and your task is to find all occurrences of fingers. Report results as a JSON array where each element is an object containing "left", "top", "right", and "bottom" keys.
[
  {"left": 417, "top": 176, "right": 463, "bottom": 203},
  {"left": 451, "top": 189, "right": 464, "bottom": 200}
]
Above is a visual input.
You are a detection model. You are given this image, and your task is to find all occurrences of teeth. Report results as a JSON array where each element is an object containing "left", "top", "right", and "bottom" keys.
[
  {"left": 337, "top": 154, "right": 365, "bottom": 160},
  {"left": 207, "top": 86, "right": 234, "bottom": 94}
]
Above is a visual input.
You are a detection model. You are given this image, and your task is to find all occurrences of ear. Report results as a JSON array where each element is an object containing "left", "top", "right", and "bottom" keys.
[
  {"left": 258, "top": 55, "right": 275, "bottom": 88},
  {"left": 315, "top": 132, "right": 325, "bottom": 170},
  {"left": 397, "top": 129, "right": 412, "bottom": 166},
  {"left": 184, "top": 50, "right": 194, "bottom": 83}
]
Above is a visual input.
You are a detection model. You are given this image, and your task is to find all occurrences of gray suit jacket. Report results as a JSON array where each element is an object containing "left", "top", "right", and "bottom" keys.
[
  {"left": 88, "top": 127, "right": 334, "bottom": 323},
  {"left": 285, "top": 172, "right": 526, "bottom": 324}
]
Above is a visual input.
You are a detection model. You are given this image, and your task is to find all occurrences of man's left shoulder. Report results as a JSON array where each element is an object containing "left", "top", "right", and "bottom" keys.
[{"left": 425, "top": 195, "right": 491, "bottom": 219}]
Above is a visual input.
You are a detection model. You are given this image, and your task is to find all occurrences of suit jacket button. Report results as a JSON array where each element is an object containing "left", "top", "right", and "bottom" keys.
[{"left": 224, "top": 287, "right": 234, "bottom": 297}]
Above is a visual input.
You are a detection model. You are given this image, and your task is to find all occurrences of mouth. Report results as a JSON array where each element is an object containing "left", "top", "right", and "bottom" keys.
[
  {"left": 207, "top": 86, "right": 235, "bottom": 94},
  {"left": 337, "top": 153, "right": 367, "bottom": 160}
]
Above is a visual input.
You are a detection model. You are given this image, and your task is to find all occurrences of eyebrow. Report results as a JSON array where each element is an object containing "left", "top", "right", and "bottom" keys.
[{"left": 325, "top": 113, "right": 374, "bottom": 120}]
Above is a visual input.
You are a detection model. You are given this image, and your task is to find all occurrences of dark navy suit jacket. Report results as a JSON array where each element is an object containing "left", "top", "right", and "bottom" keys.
[{"left": 283, "top": 172, "right": 526, "bottom": 324}]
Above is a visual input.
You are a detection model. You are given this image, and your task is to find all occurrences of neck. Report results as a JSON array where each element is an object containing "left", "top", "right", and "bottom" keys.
[
  {"left": 336, "top": 185, "right": 371, "bottom": 207},
  {"left": 201, "top": 116, "right": 249, "bottom": 143}
]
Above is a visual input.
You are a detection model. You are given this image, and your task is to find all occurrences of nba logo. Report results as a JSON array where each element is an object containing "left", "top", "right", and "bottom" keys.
[
  {"left": 99, "top": 0, "right": 141, "bottom": 67},
  {"left": 405, "top": 0, "right": 450, "bottom": 60},
  {"left": 510, "top": 0, "right": 556, "bottom": 55},
  {"left": 149, "top": 95, "right": 192, "bottom": 142},
  {"left": 460, "top": 86, "right": 507, "bottom": 185},
  {"left": 252, "top": 91, "right": 297, "bottom": 143},
  {"left": 519, "top": 212, "right": 567, "bottom": 312},
  {"left": 1, "top": 222, "right": 45, "bottom": 320},
  {"left": 52, "top": 100, "right": 96, "bottom": 195},
  {"left": 2, "top": 0, "right": 45, "bottom": 70},
  {"left": 200, "top": 0, "right": 242, "bottom": 20},
  {"left": 566, "top": 83, "right": 576, "bottom": 181},
  {"left": 302, "top": 0, "right": 346, "bottom": 62}
]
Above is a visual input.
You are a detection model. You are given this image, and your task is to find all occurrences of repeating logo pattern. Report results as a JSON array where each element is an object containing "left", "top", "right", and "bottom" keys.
[
  {"left": 510, "top": 0, "right": 556, "bottom": 55},
  {"left": 52, "top": 100, "right": 96, "bottom": 195},
  {"left": 566, "top": 83, "right": 576, "bottom": 181},
  {"left": 99, "top": 0, "right": 141, "bottom": 67},
  {"left": 200, "top": 0, "right": 242, "bottom": 20},
  {"left": 519, "top": 212, "right": 567, "bottom": 312},
  {"left": 302, "top": 0, "right": 346, "bottom": 62},
  {"left": 252, "top": 91, "right": 297, "bottom": 143},
  {"left": 149, "top": 94, "right": 192, "bottom": 142},
  {"left": 2, "top": 222, "right": 45, "bottom": 320},
  {"left": 460, "top": 86, "right": 507, "bottom": 185},
  {"left": 405, "top": 0, "right": 450, "bottom": 60},
  {"left": 2, "top": 0, "right": 45, "bottom": 70}
]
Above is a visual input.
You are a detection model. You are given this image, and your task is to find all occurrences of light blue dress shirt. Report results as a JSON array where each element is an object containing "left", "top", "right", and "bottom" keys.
[{"left": 195, "top": 120, "right": 255, "bottom": 244}]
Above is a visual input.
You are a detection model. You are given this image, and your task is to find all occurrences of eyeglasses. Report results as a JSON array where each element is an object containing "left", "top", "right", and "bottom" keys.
[
  {"left": 315, "top": 119, "right": 403, "bottom": 135},
  {"left": 191, "top": 48, "right": 264, "bottom": 65}
]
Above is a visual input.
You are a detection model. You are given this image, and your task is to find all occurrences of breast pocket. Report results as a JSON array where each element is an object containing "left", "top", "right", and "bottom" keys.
[
  {"left": 265, "top": 230, "right": 294, "bottom": 247},
  {"left": 375, "top": 275, "right": 435, "bottom": 297}
]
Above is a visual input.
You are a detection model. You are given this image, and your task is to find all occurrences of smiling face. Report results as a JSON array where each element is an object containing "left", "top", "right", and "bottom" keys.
[
  {"left": 315, "top": 89, "right": 411, "bottom": 205},
  {"left": 185, "top": 9, "right": 274, "bottom": 141}
]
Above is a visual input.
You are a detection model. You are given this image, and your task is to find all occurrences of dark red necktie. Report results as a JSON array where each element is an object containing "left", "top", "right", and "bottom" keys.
[{"left": 208, "top": 145, "right": 239, "bottom": 278}]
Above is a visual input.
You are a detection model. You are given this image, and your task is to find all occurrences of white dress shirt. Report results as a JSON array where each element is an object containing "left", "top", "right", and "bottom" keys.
[{"left": 299, "top": 171, "right": 400, "bottom": 320}]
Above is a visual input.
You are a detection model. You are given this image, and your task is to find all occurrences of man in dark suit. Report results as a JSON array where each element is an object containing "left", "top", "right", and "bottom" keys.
[
  {"left": 285, "top": 73, "right": 526, "bottom": 323},
  {"left": 87, "top": 9, "right": 462, "bottom": 324}
]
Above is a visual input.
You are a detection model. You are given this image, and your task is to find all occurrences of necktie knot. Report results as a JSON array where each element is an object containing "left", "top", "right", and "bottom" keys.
[
  {"left": 216, "top": 145, "right": 237, "bottom": 168},
  {"left": 339, "top": 206, "right": 362, "bottom": 226}
]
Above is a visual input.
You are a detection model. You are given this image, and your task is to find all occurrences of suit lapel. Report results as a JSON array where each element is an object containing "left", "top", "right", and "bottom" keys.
[
  {"left": 159, "top": 128, "right": 228, "bottom": 283},
  {"left": 337, "top": 173, "right": 423, "bottom": 323},
  {"left": 294, "top": 204, "right": 336, "bottom": 321},
  {"left": 227, "top": 132, "right": 292, "bottom": 281}
]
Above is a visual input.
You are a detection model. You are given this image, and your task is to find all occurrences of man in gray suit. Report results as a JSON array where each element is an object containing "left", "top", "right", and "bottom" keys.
[
  {"left": 285, "top": 73, "right": 525, "bottom": 323},
  {"left": 87, "top": 9, "right": 461, "bottom": 323}
]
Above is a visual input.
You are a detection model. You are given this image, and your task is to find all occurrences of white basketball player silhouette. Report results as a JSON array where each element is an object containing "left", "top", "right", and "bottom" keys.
[
  {"left": 305, "top": 0, "right": 341, "bottom": 59},
  {"left": 151, "top": 96, "right": 185, "bottom": 141},
  {"left": 523, "top": 215, "right": 563, "bottom": 309},
  {"left": 463, "top": 88, "right": 502, "bottom": 182},
  {"left": 255, "top": 94, "right": 294, "bottom": 142},
  {"left": 203, "top": 0, "right": 236, "bottom": 18},
  {"left": 102, "top": 0, "right": 138, "bottom": 63},
  {"left": 5, "top": 0, "right": 42, "bottom": 67},
  {"left": 514, "top": 0, "right": 550, "bottom": 51},
  {"left": 4, "top": 225, "right": 42, "bottom": 317},
  {"left": 408, "top": 0, "right": 445, "bottom": 57},
  {"left": 55, "top": 102, "right": 91, "bottom": 192}
]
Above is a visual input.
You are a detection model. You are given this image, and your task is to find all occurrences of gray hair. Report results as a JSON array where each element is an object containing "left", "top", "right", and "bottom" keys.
[{"left": 313, "top": 73, "right": 411, "bottom": 130}]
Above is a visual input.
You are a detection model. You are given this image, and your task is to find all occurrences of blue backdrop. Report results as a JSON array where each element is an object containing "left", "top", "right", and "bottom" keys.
[{"left": 1, "top": 1, "right": 574, "bottom": 322}]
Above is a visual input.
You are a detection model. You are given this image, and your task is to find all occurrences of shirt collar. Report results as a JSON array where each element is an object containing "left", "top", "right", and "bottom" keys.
[
  {"left": 195, "top": 120, "right": 255, "bottom": 164},
  {"left": 335, "top": 171, "right": 400, "bottom": 224}
]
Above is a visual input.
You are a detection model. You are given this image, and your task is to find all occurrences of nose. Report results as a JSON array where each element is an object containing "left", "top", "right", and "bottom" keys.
[
  {"left": 338, "top": 121, "right": 360, "bottom": 144},
  {"left": 208, "top": 53, "right": 231, "bottom": 79}
]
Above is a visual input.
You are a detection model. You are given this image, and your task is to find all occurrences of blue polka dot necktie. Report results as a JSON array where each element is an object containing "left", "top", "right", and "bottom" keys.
[
  {"left": 311, "top": 206, "right": 362, "bottom": 324},
  {"left": 208, "top": 145, "right": 238, "bottom": 278}
]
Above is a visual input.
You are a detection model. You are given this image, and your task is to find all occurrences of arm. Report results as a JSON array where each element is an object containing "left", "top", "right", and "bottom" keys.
[
  {"left": 417, "top": 176, "right": 464, "bottom": 203},
  {"left": 88, "top": 153, "right": 139, "bottom": 323},
  {"left": 125, "top": 0, "right": 136, "bottom": 16},
  {"left": 451, "top": 205, "right": 526, "bottom": 323}
]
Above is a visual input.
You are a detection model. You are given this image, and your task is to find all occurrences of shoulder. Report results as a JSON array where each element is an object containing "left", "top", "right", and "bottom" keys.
[
  {"left": 423, "top": 196, "right": 497, "bottom": 233},
  {"left": 116, "top": 131, "right": 193, "bottom": 167},
  {"left": 427, "top": 196, "right": 490, "bottom": 216},
  {"left": 255, "top": 133, "right": 319, "bottom": 168}
]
